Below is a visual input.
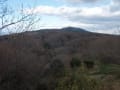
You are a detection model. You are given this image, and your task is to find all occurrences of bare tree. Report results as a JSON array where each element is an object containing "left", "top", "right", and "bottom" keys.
[{"left": 0, "top": 0, "right": 40, "bottom": 34}]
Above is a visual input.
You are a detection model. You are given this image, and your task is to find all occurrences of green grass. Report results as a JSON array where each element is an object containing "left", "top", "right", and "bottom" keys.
[
  {"left": 95, "top": 64, "right": 120, "bottom": 78},
  {"left": 55, "top": 61, "right": 120, "bottom": 90}
]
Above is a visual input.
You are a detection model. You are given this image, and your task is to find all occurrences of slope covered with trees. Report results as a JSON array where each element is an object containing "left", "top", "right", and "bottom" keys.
[{"left": 0, "top": 28, "right": 120, "bottom": 90}]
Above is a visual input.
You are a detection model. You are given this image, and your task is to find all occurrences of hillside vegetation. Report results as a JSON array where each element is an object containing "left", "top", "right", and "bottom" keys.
[{"left": 0, "top": 27, "right": 120, "bottom": 90}]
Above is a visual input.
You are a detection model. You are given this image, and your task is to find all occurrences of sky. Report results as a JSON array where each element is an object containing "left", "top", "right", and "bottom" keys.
[{"left": 2, "top": 0, "right": 120, "bottom": 34}]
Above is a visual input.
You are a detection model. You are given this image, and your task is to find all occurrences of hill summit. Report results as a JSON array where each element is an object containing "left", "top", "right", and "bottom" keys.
[{"left": 61, "top": 27, "right": 89, "bottom": 32}]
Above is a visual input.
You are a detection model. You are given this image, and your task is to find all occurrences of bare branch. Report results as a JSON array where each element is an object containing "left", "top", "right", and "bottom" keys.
[
  {"left": 0, "top": 0, "right": 40, "bottom": 34},
  {"left": 0, "top": 15, "right": 31, "bottom": 30}
]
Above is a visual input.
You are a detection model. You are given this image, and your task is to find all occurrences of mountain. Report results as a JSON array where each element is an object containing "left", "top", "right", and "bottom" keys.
[
  {"left": 0, "top": 27, "right": 120, "bottom": 90},
  {"left": 61, "top": 27, "right": 89, "bottom": 32}
]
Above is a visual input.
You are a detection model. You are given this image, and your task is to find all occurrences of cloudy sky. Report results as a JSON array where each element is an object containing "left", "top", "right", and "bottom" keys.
[{"left": 7, "top": 0, "right": 120, "bottom": 34}]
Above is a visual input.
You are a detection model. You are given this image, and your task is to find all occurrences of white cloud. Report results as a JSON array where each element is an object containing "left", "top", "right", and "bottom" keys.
[
  {"left": 25, "top": 5, "right": 120, "bottom": 23},
  {"left": 24, "top": 6, "right": 81, "bottom": 16},
  {"left": 24, "top": 0, "right": 120, "bottom": 34}
]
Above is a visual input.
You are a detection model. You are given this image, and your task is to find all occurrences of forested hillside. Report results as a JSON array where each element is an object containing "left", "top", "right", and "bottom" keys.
[{"left": 0, "top": 27, "right": 120, "bottom": 90}]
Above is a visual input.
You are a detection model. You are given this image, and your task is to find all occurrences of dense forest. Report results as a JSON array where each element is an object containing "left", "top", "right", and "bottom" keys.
[{"left": 0, "top": 27, "right": 120, "bottom": 90}]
